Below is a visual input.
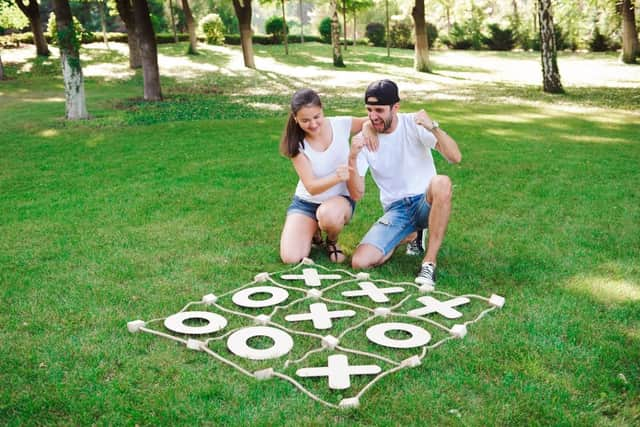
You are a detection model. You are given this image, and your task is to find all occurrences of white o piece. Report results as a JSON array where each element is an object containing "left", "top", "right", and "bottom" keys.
[
  {"left": 366, "top": 322, "right": 431, "bottom": 349},
  {"left": 227, "top": 326, "right": 294, "bottom": 360},
  {"left": 232, "top": 286, "right": 289, "bottom": 308},
  {"left": 164, "top": 311, "right": 227, "bottom": 335}
]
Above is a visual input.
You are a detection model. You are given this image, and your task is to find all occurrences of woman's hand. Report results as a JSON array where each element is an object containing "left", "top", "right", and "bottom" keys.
[
  {"left": 335, "top": 164, "right": 352, "bottom": 181},
  {"left": 362, "top": 121, "right": 380, "bottom": 152}
]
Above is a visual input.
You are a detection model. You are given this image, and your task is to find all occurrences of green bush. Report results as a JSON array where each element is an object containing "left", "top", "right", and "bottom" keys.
[
  {"left": 366, "top": 22, "right": 385, "bottom": 47},
  {"left": 426, "top": 22, "right": 438, "bottom": 48},
  {"left": 389, "top": 20, "right": 412, "bottom": 49},
  {"left": 589, "top": 27, "right": 609, "bottom": 52},
  {"left": 318, "top": 17, "right": 332, "bottom": 43},
  {"left": 200, "top": 13, "right": 225, "bottom": 45},
  {"left": 265, "top": 15, "right": 288, "bottom": 43},
  {"left": 47, "top": 12, "right": 93, "bottom": 45},
  {"left": 446, "top": 22, "right": 473, "bottom": 49},
  {"left": 484, "top": 23, "right": 515, "bottom": 51}
]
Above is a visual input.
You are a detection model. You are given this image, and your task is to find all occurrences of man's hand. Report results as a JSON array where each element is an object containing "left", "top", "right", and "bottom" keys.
[{"left": 414, "top": 109, "right": 434, "bottom": 130}]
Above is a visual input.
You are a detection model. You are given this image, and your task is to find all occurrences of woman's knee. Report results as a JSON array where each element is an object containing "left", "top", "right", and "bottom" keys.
[
  {"left": 317, "top": 206, "right": 346, "bottom": 231},
  {"left": 280, "top": 248, "right": 307, "bottom": 264}
]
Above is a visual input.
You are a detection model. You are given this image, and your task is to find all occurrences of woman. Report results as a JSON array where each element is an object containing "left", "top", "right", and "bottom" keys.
[{"left": 279, "top": 88, "right": 372, "bottom": 264}]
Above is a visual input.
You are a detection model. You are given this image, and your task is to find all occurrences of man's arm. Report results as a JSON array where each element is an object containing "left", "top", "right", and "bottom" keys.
[
  {"left": 347, "top": 134, "right": 366, "bottom": 201},
  {"left": 415, "top": 109, "right": 462, "bottom": 164}
]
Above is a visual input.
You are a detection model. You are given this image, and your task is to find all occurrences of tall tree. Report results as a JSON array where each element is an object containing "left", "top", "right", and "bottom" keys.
[
  {"left": 412, "top": 0, "right": 431, "bottom": 72},
  {"left": 298, "top": 0, "right": 304, "bottom": 43},
  {"left": 115, "top": 0, "right": 142, "bottom": 69},
  {"left": 133, "top": 0, "right": 162, "bottom": 100},
  {"left": 281, "top": 0, "right": 289, "bottom": 55},
  {"left": 14, "top": 0, "right": 50, "bottom": 56},
  {"left": 180, "top": 0, "right": 198, "bottom": 54},
  {"left": 620, "top": 0, "right": 639, "bottom": 63},
  {"left": 232, "top": 0, "right": 256, "bottom": 68},
  {"left": 52, "top": 0, "right": 89, "bottom": 119},
  {"left": 538, "top": 0, "right": 563, "bottom": 93},
  {"left": 98, "top": 0, "right": 110, "bottom": 48},
  {"left": 330, "top": 0, "right": 344, "bottom": 66},
  {"left": 0, "top": 55, "right": 5, "bottom": 80}
]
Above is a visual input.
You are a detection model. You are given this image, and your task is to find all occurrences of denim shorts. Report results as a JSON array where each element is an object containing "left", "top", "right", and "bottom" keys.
[
  {"left": 360, "top": 194, "right": 431, "bottom": 255},
  {"left": 286, "top": 195, "right": 356, "bottom": 222}
]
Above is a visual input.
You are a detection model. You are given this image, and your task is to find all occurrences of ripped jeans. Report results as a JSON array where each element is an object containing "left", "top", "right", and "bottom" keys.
[{"left": 359, "top": 194, "right": 431, "bottom": 255}]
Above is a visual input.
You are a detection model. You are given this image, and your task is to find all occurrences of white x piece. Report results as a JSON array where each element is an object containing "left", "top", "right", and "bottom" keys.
[
  {"left": 296, "top": 354, "right": 381, "bottom": 389},
  {"left": 232, "top": 286, "right": 289, "bottom": 308},
  {"left": 280, "top": 268, "right": 342, "bottom": 287},
  {"left": 341, "top": 281, "right": 404, "bottom": 303},
  {"left": 407, "top": 296, "right": 471, "bottom": 319},
  {"left": 285, "top": 302, "right": 356, "bottom": 330}
]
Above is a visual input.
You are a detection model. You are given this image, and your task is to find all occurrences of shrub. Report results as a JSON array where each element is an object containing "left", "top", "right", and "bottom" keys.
[
  {"left": 47, "top": 12, "right": 93, "bottom": 45},
  {"left": 484, "top": 23, "right": 515, "bottom": 51},
  {"left": 318, "top": 17, "right": 332, "bottom": 43},
  {"left": 426, "top": 22, "right": 438, "bottom": 48},
  {"left": 389, "top": 20, "right": 412, "bottom": 49},
  {"left": 265, "top": 15, "right": 288, "bottom": 43},
  {"left": 200, "top": 13, "right": 225, "bottom": 45},
  {"left": 589, "top": 27, "right": 609, "bottom": 52},
  {"left": 446, "top": 22, "right": 472, "bottom": 49},
  {"left": 366, "top": 22, "right": 385, "bottom": 47}
]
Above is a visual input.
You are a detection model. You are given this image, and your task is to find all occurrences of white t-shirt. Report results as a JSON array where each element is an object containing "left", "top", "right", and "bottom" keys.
[
  {"left": 356, "top": 113, "right": 437, "bottom": 209},
  {"left": 294, "top": 116, "right": 352, "bottom": 203}
]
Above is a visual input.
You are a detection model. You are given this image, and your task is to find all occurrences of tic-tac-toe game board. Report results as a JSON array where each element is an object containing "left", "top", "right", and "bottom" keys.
[{"left": 128, "top": 258, "right": 505, "bottom": 409}]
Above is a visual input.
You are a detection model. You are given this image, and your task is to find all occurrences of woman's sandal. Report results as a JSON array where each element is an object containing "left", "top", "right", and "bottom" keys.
[{"left": 325, "top": 238, "right": 346, "bottom": 263}]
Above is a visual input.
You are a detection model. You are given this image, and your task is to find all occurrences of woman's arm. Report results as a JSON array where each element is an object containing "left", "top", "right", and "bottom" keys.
[{"left": 291, "top": 154, "right": 350, "bottom": 196}]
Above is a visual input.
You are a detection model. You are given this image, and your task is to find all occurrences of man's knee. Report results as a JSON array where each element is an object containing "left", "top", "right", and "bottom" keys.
[
  {"left": 280, "top": 248, "right": 307, "bottom": 264},
  {"left": 430, "top": 175, "right": 453, "bottom": 201},
  {"left": 351, "top": 246, "right": 382, "bottom": 269}
]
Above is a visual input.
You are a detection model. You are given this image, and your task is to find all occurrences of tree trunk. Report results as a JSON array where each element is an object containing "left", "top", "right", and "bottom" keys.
[
  {"left": 412, "top": 0, "right": 431, "bottom": 73},
  {"left": 180, "top": 0, "right": 198, "bottom": 54},
  {"left": 299, "top": 0, "right": 304, "bottom": 43},
  {"left": 385, "top": 0, "right": 390, "bottom": 57},
  {"left": 168, "top": 0, "right": 178, "bottom": 43},
  {"left": 115, "top": 0, "right": 141, "bottom": 68},
  {"left": 353, "top": 11, "right": 356, "bottom": 49},
  {"left": 538, "top": 0, "right": 563, "bottom": 93},
  {"left": 0, "top": 55, "right": 5, "bottom": 80},
  {"left": 330, "top": 0, "right": 344, "bottom": 67},
  {"left": 342, "top": 0, "right": 347, "bottom": 49},
  {"left": 133, "top": 0, "right": 163, "bottom": 100},
  {"left": 15, "top": 0, "right": 50, "bottom": 56},
  {"left": 621, "top": 0, "right": 639, "bottom": 63},
  {"left": 281, "top": 0, "right": 289, "bottom": 55},
  {"left": 232, "top": 0, "right": 256, "bottom": 69},
  {"left": 52, "top": 0, "right": 89, "bottom": 119},
  {"left": 99, "top": 0, "right": 110, "bottom": 48}
]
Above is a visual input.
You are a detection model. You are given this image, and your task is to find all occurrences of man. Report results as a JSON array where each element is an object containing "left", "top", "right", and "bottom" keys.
[{"left": 347, "top": 79, "right": 461, "bottom": 287}]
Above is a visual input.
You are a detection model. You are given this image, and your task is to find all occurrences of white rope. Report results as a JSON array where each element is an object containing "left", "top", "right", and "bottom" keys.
[
  {"left": 272, "top": 372, "right": 339, "bottom": 409},
  {"left": 139, "top": 327, "right": 188, "bottom": 345},
  {"left": 335, "top": 345, "right": 400, "bottom": 366}
]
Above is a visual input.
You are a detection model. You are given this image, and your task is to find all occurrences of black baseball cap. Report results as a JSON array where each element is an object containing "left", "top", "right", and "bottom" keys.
[{"left": 364, "top": 79, "right": 400, "bottom": 105}]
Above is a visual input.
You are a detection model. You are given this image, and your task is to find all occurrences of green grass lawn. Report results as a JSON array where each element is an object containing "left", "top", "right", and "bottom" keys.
[{"left": 1, "top": 42, "right": 639, "bottom": 425}]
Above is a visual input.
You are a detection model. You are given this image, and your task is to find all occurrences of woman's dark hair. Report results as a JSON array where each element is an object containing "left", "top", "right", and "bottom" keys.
[{"left": 279, "top": 88, "right": 322, "bottom": 158}]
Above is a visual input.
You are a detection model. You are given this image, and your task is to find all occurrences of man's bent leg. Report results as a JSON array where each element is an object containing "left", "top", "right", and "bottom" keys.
[{"left": 423, "top": 175, "right": 453, "bottom": 265}]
